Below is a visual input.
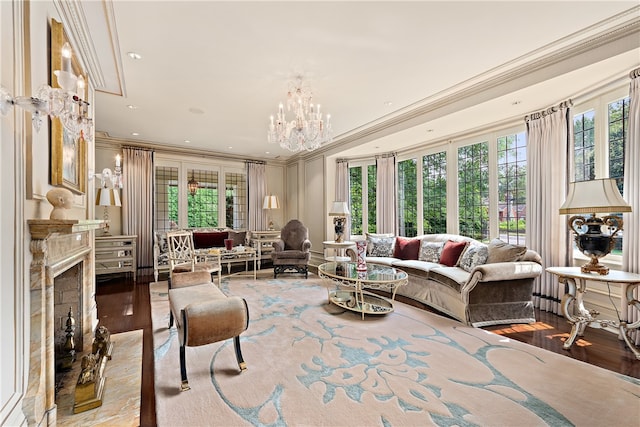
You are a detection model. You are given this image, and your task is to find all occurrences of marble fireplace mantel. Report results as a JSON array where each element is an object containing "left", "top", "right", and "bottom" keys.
[{"left": 24, "top": 219, "right": 105, "bottom": 426}]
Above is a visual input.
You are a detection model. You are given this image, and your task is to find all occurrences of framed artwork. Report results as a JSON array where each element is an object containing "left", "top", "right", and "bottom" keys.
[{"left": 50, "top": 19, "right": 87, "bottom": 195}]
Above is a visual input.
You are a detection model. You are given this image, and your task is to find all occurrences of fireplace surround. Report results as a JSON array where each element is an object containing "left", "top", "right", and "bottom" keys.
[{"left": 24, "top": 219, "right": 104, "bottom": 425}]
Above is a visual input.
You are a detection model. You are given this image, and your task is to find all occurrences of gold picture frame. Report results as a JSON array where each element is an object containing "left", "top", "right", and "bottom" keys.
[{"left": 50, "top": 19, "right": 87, "bottom": 195}]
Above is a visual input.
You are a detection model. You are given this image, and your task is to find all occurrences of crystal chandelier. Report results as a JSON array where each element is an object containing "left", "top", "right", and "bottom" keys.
[
  {"left": 267, "top": 77, "right": 332, "bottom": 152},
  {"left": 0, "top": 42, "right": 93, "bottom": 142}
]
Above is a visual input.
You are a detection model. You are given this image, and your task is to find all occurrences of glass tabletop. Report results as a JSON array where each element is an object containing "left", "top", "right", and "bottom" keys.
[{"left": 318, "top": 262, "right": 407, "bottom": 283}]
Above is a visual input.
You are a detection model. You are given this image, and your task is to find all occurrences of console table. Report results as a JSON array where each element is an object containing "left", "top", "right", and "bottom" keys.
[
  {"left": 249, "top": 230, "right": 280, "bottom": 269},
  {"left": 546, "top": 266, "right": 640, "bottom": 360},
  {"left": 95, "top": 235, "right": 138, "bottom": 281}
]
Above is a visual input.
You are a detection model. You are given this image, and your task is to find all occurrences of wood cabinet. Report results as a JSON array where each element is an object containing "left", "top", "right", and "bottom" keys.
[{"left": 95, "top": 235, "right": 137, "bottom": 281}]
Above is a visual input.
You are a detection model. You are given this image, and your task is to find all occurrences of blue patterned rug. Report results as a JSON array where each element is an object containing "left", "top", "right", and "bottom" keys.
[{"left": 151, "top": 274, "right": 640, "bottom": 426}]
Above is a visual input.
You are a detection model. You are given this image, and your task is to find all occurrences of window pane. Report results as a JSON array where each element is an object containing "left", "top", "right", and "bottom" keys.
[
  {"left": 225, "top": 172, "right": 246, "bottom": 229},
  {"left": 188, "top": 169, "right": 219, "bottom": 228},
  {"left": 422, "top": 151, "right": 447, "bottom": 234},
  {"left": 397, "top": 158, "right": 418, "bottom": 237},
  {"left": 608, "top": 97, "right": 629, "bottom": 255},
  {"left": 155, "top": 166, "right": 178, "bottom": 231},
  {"left": 573, "top": 110, "right": 595, "bottom": 182},
  {"left": 367, "top": 164, "right": 377, "bottom": 233},
  {"left": 458, "top": 142, "right": 489, "bottom": 241},
  {"left": 497, "top": 132, "right": 527, "bottom": 245},
  {"left": 349, "top": 167, "right": 363, "bottom": 235}
]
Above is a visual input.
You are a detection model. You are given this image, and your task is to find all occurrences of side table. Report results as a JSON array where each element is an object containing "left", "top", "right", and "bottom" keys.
[
  {"left": 547, "top": 266, "right": 640, "bottom": 360},
  {"left": 322, "top": 240, "right": 356, "bottom": 262},
  {"left": 249, "top": 230, "right": 280, "bottom": 269}
]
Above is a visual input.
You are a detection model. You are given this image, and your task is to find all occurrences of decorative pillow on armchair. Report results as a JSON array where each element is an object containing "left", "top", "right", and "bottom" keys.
[
  {"left": 365, "top": 233, "right": 395, "bottom": 257},
  {"left": 458, "top": 243, "right": 489, "bottom": 272},
  {"left": 420, "top": 241, "right": 445, "bottom": 263}
]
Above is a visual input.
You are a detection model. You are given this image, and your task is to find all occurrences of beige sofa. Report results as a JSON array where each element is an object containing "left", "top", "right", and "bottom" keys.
[{"left": 349, "top": 233, "right": 542, "bottom": 327}]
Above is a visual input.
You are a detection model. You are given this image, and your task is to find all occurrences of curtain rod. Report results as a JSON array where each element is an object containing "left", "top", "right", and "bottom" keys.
[
  {"left": 245, "top": 160, "right": 266, "bottom": 165},
  {"left": 524, "top": 99, "right": 573, "bottom": 122},
  {"left": 123, "top": 145, "right": 154, "bottom": 152}
]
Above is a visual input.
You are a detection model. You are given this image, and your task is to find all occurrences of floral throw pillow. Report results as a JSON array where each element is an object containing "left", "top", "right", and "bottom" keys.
[
  {"left": 458, "top": 243, "right": 489, "bottom": 272},
  {"left": 420, "top": 241, "right": 445, "bottom": 263},
  {"left": 367, "top": 235, "right": 395, "bottom": 257}
]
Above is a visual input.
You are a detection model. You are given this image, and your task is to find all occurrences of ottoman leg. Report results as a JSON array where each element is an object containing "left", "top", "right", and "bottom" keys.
[
  {"left": 179, "top": 344, "right": 190, "bottom": 391},
  {"left": 234, "top": 336, "right": 247, "bottom": 371},
  {"left": 168, "top": 311, "right": 174, "bottom": 328}
]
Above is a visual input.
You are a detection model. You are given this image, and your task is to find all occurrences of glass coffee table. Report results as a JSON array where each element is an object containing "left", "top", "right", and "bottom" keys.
[{"left": 318, "top": 262, "right": 408, "bottom": 319}]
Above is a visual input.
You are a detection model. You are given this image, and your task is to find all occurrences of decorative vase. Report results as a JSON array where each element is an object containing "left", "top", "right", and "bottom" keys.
[
  {"left": 224, "top": 238, "right": 233, "bottom": 250},
  {"left": 355, "top": 240, "right": 367, "bottom": 271}
]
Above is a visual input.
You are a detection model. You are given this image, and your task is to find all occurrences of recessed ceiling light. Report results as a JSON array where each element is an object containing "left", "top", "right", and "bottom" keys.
[
  {"left": 265, "top": 151, "right": 270, "bottom": 154},
  {"left": 126, "top": 104, "right": 138, "bottom": 109},
  {"left": 127, "top": 52, "right": 142, "bottom": 60},
  {"left": 184, "top": 140, "right": 191, "bottom": 144},
  {"left": 131, "top": 132, "right": 139, "bottom": 136},
  {"left": 384, "top": 101, "right": 392, "bottom": 106},
  {"left": 228, "top": 146, "right": 233, "bottom": 149}
]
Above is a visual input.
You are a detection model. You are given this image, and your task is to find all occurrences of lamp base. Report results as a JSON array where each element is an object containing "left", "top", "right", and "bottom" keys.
[{"left": 580, "top": 257, "right": 609, "bottom": 275}]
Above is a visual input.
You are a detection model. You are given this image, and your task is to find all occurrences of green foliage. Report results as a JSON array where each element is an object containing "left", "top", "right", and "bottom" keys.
[
  {"left": 398, "top": 159, "right": 418, "bottom": 237},
  {"left": 499, "top": 219, "right": 526, "bottom": 232}
]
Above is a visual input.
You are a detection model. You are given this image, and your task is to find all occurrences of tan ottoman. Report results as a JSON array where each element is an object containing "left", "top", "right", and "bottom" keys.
[{"left": 168, "top": 271, "right": 249, "bottom": 391}]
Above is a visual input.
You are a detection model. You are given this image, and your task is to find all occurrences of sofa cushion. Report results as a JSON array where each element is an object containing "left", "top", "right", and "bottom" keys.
[
  {"left": 391, "top": 260, "right": 441, "bottom": 274},
  {"left": 365, "top": 256, "right": 399, "bottom": 266},
  {"left": 420, "top": 241, "right": 445, "bottom": 263},
  {"left": 439, "top": 240, "right": 468, "bottom": 267},
  {"left": 458, "top": 243, "right": 489, "bottom": 272},
  {"left": 486, "top": 238, "right": 527, "bottom": 263},
  {"left": 366, "top": 233, "right": 395, "bottom": 257},
  {"left": 429, "top": 267, "right": 471, "bottom": 293},
  {"left": 193, "top": 231, "right": 228, "bottom": 249},
  {"left": 393, "top": 237, "right": 421, "bottom": 260}
]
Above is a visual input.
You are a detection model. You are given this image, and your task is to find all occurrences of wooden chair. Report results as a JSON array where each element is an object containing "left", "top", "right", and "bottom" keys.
[{"left": 166, "top": 230, "right": 221, "bottom": 286}]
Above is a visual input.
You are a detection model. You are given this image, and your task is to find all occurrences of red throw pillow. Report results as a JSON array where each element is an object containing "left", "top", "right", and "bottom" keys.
[
  {"left": 393, "top": 237, "right": 421, "bottom": 260},
  {"left": 439, "top": 240, "right": 468, "bottom": 267}
]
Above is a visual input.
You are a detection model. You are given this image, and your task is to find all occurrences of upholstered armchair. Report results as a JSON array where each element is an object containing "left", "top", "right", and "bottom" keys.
[{"left": 271, "top": 219, "right": 311, "bottom": 278}]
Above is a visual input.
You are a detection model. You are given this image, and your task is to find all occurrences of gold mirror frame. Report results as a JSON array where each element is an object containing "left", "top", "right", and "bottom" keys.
[{"left": 50, "top": 19, "right": 86, "bottom": 195}]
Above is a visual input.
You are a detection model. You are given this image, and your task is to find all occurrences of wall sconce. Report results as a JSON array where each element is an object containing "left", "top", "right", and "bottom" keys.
[
  {"left": 560, "top": 178, "right": 631, "bottom": 275},
  {"left": 0, "top": 42, "right": 93, "bottom": 141},
  {"left": 263, "top": 194, "right": 280, "bottom": 230},
  {"left": 188, "top": 172, "right": 199, "bottom": 196},
  {"left": 328, "top": 201, "right": 350, "bottom": 243}
]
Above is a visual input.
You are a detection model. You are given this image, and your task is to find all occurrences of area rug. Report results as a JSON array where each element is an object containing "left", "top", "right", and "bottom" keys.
[{"left": 151, "top": 275, "right": 640, "bottom": 426}]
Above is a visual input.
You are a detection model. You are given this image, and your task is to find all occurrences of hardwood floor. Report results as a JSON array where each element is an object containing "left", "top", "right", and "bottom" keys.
[{"left": 95, "top": 273, "right": 640, "bottom": 427}]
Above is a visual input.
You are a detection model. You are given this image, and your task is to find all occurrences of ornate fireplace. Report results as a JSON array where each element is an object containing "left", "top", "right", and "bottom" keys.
[{"left": 24, "top": 219, "right": 104, "bottom": 425}]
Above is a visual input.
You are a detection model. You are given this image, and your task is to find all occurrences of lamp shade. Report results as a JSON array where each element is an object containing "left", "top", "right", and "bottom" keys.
[
  {"left": 96, "top": 188, "right": 121, "bottom": 207},
  {"left": 328, "top": 201, "right": 350, "bottom": 216},
  {"left": 559, "top": 178, "right": 631, "bottom": 214},
  {"left": 263, "top": 195, "right": 280, "bottom": 209}
]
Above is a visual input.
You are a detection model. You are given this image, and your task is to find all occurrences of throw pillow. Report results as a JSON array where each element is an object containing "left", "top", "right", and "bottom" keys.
[
  {"left": 420, "top": 241, "right": 445, "bottom": 263},
  {"left": 486, "top": 238, "right": 527, "bottom": 263},
  {"left": 458, "top": 243, "right": 489, "bottom": 272},
  {"left": 228, "top": 230, "right": 247, "bottom": 247},
  {"left": 393, "top": 237, "right": 421, "bottom": 260},
  {"left": 366, "top": 233, "right": 395, "bottom": 257},
  {"left": 192, "top": 231, "right": 228, "bottom": 249},
  {"left": 439, "top": 240, "right": 468, "bottom": 267}
]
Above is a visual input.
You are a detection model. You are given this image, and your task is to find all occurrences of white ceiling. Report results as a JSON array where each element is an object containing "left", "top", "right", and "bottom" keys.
[{"left": 85, "top": 1, "right": 640, "bottom": 160}]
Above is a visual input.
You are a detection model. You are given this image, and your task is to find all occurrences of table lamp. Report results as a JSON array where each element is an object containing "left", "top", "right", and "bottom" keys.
[
  {"left": 329, "top": 201, "right": 350, "bottom": 243},
  {"left": 263, "top": 194, "right": 280, "bottom": 230},
  {"left": 96, "top": 168, "right": 122, "bottom": 236},
  {"left": 559, "top": 178, "right": 631, "bottom": 275}
]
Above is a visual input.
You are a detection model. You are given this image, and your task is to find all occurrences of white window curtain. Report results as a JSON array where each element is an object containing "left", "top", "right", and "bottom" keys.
[
  {"left": 525, "top": 101, "right": 572, "bottom": 314},
  {"left": 624, "top": 68, "right": 640, "bottom": 345},
  {"left": 247, "top": 161, "right": 267, "bottom": 231},
  {"left": 376, "top": 154, "right": 396, "bottom": 234},
  {"left": 122, "top": 147, "right": 154, "bottom": 275},
  {"left": 335, "top": 159, "right": 350, "bottom": 239}
]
